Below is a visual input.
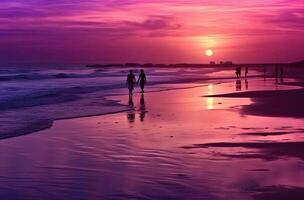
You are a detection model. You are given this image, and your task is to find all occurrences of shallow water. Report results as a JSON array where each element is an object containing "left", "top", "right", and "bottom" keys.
[
  {"left": 0, "top": 77, "right": 303, "bottom": 200},
  {"left": 0, "top": 66, "right": 228, "bottom": 138}
]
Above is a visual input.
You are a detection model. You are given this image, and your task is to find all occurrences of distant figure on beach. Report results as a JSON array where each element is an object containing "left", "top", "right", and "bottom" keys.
[
  {"left": 280, "top": 66, "right": 284, "bottom": 78},
  {"left": 235, "top": 67, "right": 238, "bottom": 78},
  {"left": 126, "top": 70, "right": 136, "bottom": 95},
  {"left": 245, "top": 79, "right": 249, "bottom": 90},
  {"left": 137, "top": 69, "right": 147, "bottom": 93},
  {"left": 235, "top": 67, "right": 241, "bottom": 79},
  {"left": 245, "top": 66, "right": 248, "bottom": 78},
  {"left": 275, "top": 65, "right": 279, "bottom": 81},
  {"left": 280, "top": 66, "right": 284, "bottom": 83}
]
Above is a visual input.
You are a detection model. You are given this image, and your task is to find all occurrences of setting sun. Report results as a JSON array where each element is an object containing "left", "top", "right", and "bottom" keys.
[{"left": 206, "top": 49, "right": 213, "bottom": 57}]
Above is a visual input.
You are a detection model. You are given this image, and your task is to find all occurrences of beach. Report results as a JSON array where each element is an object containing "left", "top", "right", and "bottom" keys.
[
  {"left": 1, "top": 66, "right": 304, "bottom": 199},
  {"left": 2, "top": 0, "right": 304, "bottom": 199}
]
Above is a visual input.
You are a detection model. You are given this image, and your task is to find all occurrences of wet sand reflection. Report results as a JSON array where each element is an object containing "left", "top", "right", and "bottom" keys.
[{"left": 127, "top": 93, "right": 147, "bottom": 123}]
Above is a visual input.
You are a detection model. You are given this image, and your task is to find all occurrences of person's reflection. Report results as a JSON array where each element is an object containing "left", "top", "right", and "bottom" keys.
[
  {"left": 236, "top": 80, "right": 242, "bottom": 91},
  {"left": 139, "top": 93, "right": 147, "bottom": 122},
  {"left": 127, "top": 94, "right": 135, "bottom": 123},
  {"left": 128, "top": 94, "right": 134, "bottom": 106},
  {"left": 245, "top": 79, "right": 249, "bottom": 90}
]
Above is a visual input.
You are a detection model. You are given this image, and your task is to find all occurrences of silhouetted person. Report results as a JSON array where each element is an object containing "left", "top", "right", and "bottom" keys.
[
  {"left": 280, "top": 66, "right": 284, "bottom": 78},
  {"left": 245, "top": 79, "right": 249, "bottom": 90},
  {"left": 126, "top": 70, "right": 136, "bottom": 95},
  {"left": 235, "top": 67, "right": 240, "bottom": 79},
  {"left": 137, "top": 69, "right": 147, "bottom": 93},
  {"left": 280, "top": 66, "right": 284, "bottom": 83},
  {"left": 235, "top": 67, "right": 239, "bottom": 78},
  {"left": 275, "top": 65, "right": 279, "bottom": 81},
  {"left": 139, "top": 93, "right": 146, "bottom": 122},
  {"left": 235, "top": 67, "right": 241, "bottom": 79},
  {"left": 245, "top": 66, "right": 248, "bottom": 78}
]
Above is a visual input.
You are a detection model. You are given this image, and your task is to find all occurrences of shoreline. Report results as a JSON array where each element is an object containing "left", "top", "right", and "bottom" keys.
[
  {"left": 3, "top": 78, "right": 302, "bottom": 140},
  {"left": 2, "top": 67, "right": 303, "bottom": 140},
  {"left": 0, "top": 82, "right": 217, "bottom": 140}
]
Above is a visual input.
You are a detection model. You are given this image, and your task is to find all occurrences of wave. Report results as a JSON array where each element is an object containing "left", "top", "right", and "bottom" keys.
[{"left": 0, "top": 72, "right": 103, "bottom": 82}]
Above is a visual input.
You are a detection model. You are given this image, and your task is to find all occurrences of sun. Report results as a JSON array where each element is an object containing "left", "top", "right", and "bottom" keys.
[{"left": 205, "top": 49, "right": 213, "bottom": 57}]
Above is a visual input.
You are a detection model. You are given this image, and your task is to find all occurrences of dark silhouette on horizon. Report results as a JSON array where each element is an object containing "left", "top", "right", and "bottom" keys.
[
  {"left": 235, "top": 66, "right": 241, "bottom": 79},
  {"left": 275, "top": 65, "right": 284, "bottom": 84},
  {"left": 138, "top": 69, "right": 147, "bottom": 93},
  {"left": 245, "top": 66, "right": 248, "bottom": 78},
  {"left": 126, "top": 70, "right": 136, "bottom": 95},
  {"left": 86, "top": 60, "right": 304, "bottom": 69},
  {"left": 280, "top": 67, "right": 284, "bottom": 84},
  {"left": 245, "top": 79, "right": 249, "bottom": 90},
  {"left": 280, "top": 66, "right": 284, "bottom": 80},
  {"left": 275, "top": 64, "right": 279, "bottom": 82}
]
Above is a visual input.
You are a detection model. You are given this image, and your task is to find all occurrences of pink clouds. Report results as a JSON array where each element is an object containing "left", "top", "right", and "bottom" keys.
[{"left": 0, "top": 0, "right": 303, "bottom": 66}]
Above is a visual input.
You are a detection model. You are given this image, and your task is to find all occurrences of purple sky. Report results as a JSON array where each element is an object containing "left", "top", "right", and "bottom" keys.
[{"left": 0, "top": 0, "right": 303, "bottom": 66}]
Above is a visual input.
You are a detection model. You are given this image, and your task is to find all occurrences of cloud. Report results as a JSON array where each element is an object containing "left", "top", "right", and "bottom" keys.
[
  {"left": 266, "top": 8, "right": 304, "bottom": 29},
  {"left": 124, "top": 16, "right": 181, "bottom": 30}
]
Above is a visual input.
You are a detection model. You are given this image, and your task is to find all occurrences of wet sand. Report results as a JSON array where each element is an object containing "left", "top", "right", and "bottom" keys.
[
  {"left": 207, "top": 88, "right": 304, "bottom": 118},
  {"left": 1, "top": 77, "right": 304, "bottom": 199}
]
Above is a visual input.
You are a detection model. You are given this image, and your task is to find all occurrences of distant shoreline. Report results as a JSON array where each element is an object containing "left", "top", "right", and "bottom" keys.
[{"left": 86, "top": 60, "right": 304, "bottom": 68}]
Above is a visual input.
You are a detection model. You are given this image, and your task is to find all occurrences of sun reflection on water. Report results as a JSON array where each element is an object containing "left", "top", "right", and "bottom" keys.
[{"left": 206, "top": 84, "right": 215, "bottom": 110}]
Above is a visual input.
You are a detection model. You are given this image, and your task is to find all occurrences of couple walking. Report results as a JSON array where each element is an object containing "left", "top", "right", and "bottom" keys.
[{"left": 126, "top": 69, "right": 147, "bottom": 95}]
